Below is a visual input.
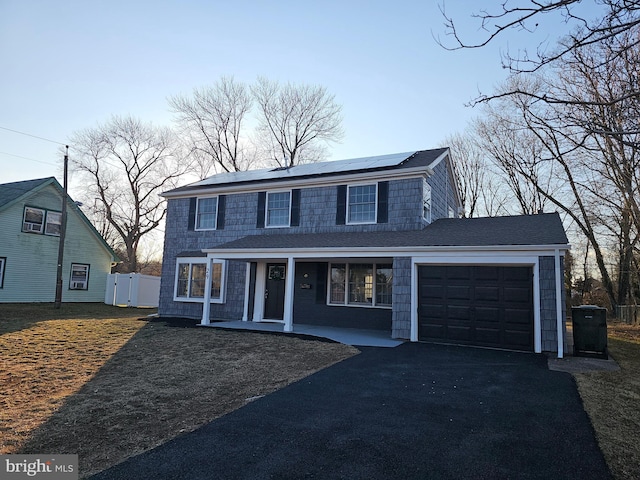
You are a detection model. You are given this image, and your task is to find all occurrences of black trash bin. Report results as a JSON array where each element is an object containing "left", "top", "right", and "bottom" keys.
[{"left": 572, "top": 305, "right": 608, "bottom": 359}]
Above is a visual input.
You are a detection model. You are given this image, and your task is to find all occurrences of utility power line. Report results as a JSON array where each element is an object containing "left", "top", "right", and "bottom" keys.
[{"left": 0, "top": 125, "right": 67, "bottom": 146}]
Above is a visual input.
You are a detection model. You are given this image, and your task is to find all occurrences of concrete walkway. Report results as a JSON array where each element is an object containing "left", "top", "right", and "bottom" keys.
[{"left": 203, "top": 320, "right": 405, "bottom": 347}]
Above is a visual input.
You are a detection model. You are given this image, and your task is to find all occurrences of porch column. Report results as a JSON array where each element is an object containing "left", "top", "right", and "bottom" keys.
[
  {"left": 242, "top": 262, "right": 251, "bottom": 322},
  {"left": 200, "top": 257, "right": 212, "bottom": 325},
  {"left": 555, "top": 249, "right": 564, "bottom": 358},
  {"left": 283, "top": 256, "right": 295, "bottom": 332}
]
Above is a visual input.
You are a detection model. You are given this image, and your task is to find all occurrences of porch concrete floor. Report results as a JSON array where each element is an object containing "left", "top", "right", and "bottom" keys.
[{"left": 202, "top": 321, "right": 404, "bottom": 347}]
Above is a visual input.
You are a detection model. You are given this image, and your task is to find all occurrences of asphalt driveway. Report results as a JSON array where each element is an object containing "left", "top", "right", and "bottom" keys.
[{"left": 90, "top": 343, "right": 611, "bottom": 480}]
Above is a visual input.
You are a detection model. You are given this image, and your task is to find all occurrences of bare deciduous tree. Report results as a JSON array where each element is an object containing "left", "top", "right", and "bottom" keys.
[
  {"left": 438, "top": 0, "right": 640, "bottom": 124},
  {"left": 69, "top": 115, "right": 188, "bottom": 272},
  {"left": 252, "top": 77, "right": 344, "bottom": 167},
  {"left": 169, "top": 77, "right": 254, "bottom": 178}
]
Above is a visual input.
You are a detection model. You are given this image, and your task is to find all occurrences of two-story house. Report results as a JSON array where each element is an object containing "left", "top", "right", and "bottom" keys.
[
  {"left": 0, "top": 177, "right": 118, "bottom": 303},
  {"left": 159, "top": 148, "right": 570, "bottom": 356}
]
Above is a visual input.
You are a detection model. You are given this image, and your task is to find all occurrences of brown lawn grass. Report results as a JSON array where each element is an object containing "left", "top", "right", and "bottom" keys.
[
  {"left": 575, "top": 322, "right": 640, "bottom": 480},
  {"left": 0, "top": 303, "right": 358, "bottom": 478}
]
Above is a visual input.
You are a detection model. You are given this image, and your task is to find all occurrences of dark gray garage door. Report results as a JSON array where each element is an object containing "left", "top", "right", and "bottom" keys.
[{"left": 418, "top": 265, "right": 534, "bottom": 351}]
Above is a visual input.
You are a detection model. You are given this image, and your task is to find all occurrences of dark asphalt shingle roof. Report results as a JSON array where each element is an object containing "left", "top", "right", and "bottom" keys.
[
  {"left": 0, "top": 177, "right": 51, "bottom": 209},
  {"left": 211, "top": 213, "right": 568, "bottom": 251}
]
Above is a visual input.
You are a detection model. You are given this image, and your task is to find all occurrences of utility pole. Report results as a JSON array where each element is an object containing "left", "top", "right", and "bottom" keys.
[{"left": 54, "top": 146, "right": 69, "bottom": 309}]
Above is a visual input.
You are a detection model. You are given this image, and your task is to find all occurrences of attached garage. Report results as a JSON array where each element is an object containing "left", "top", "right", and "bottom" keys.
[{"left": 418, "top": 265, "right": 534, "bottom": 351}]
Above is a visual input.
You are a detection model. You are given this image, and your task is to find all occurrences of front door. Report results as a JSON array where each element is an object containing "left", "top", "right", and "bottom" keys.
[{"left": 264, "top": 263, "right": 286, "bottom": 320}]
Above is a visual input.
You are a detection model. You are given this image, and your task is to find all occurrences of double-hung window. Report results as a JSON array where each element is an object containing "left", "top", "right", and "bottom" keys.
[
  {"left": 196, "top": 197, "right": 218, "bottom": 230},
  {"left": 22, "top": 206, "right": 62, "bottom": 236},
  {"left": 174, "top": 257, "right": 226, "bottom": 303},
  {"left": 329, "top": 263, "right": 392, "bottom": 308},
  {"left": 69, "top": 263, "right": 90, "bottom": 290},
  {"left": 347, "top": 184, "right": 377, "bottom": 224},
  {"left": 266, "top": 191, "right": 291, "bottom": 227}
]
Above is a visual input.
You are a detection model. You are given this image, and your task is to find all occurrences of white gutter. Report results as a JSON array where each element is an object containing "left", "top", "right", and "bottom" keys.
[
  {"left": 202, "top": 244, "right": 570, "bottom": 259},
  {"left": 162, "top": 166, "right": 435, "bottom": 199}
]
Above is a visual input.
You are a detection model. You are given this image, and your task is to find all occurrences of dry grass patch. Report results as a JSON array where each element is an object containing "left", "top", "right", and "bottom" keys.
[
  {"left": 575, "top": 323, "right": 640, "bottom": 480},
  {"left": 0, "top": 304, "right": 358, "bottom": 478}
]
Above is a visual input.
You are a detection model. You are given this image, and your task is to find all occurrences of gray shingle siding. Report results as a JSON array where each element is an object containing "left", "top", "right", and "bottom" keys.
[
  {"left": 159, "top": 174, "right": 446, "bottom": 318},
  {"left": 426, "top": 158, "right": 458, "bottom": 220},
  {"left": 539, "top": 255, "right": 564, "bottom": 353},
  {"left": 391, "top": 257, "right": 412, "bottom": 339}
]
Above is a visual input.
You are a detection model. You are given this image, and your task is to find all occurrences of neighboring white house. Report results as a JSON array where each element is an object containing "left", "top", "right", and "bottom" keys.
[{"left": 0, "top": 177, "right": 118, "bottom": 303}]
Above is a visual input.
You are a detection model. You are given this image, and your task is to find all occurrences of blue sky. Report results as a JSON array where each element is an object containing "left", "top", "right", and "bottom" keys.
[{"left": 0, "top": 0, "right": 597, "bottom": 186}]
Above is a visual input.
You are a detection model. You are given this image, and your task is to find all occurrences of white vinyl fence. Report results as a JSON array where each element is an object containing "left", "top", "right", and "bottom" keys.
[{"left": 105, "top": 273, "right": 161, "bottom": 308}]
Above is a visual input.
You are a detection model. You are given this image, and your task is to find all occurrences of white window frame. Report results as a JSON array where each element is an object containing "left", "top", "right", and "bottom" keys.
[
  {"left": 423, "top": 179, "right": 432, "bottom": 223},
  {"left": 195, "top": 197, "right": 218, "bottom": 231},
  {"left": 346, "top": 183, "right": 378, "bottom": 225},
  {"left": 265, "top": 190, "right": 292, "bottom": 228},
  {"left": 45, "top": 210, "right": 62, "bottom": 236},
  {"left": 0, "top": 257, "right": 5, "bottom": 289},
  {"left": 69, "top": 263, "right": 90, "bottom": 290},
  {"left": 173, "top": 257, "right": 227, "bottom": 303},
  {"left": 327, "top": 262, "right": 392, "bottom": 309},
  {"left": 22, "top": 206, "right": 46, "bottom": 234}
]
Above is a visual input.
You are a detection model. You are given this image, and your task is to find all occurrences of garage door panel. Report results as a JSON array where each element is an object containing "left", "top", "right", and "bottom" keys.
[
  {"left": 476, "top": 327, "right": 502, "bottom": 344},
  {"left": 447, "top": 285, "right": 470, "bottom": 300},
  {"left": 504, "top": 330, "right": 533, "bottom": 348},
  {"left": 505, "top": 308, "right": 531, "bottom": 324},
  {"left": 447, "top": 325, "right": 472, "bottom": 342},
  {"left": 418, "top": 265, "right": 534, "bottom": 351},
  {"left": 504, "top": 267, "right": 531, "bottom": 281},
  {"left": 475, "top": 286, "right": 500, "bottom": 302},
  {"left": 475, "top": 266, "right": 500, "bottom": 281},
  {"left": 448, "top": 266, "right": 472, "bottom": 280},
  {"left": 505, "top": 287, "right": 530, "bottom": 303},
  {"left": 475, "top": 307, "right": 500, "bottom": 322},
  {"left": 448, "top": 305, "right": 471, "bottom": 320}
]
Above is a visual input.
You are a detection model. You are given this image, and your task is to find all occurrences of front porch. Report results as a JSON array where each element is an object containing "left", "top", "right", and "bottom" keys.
[{"left": 201, "top": 321, "right": 404, "bottom": 347}]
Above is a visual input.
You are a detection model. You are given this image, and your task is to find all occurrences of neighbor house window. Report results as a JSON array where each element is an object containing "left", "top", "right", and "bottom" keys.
[
  {"left": 22, "top": 206, "right": 45, "bottom": 233},
  {"left": 45, "top": 211, "right": 62, "bottom": 236},
  {"left": 174, "top": 257, "right": 226, "bottom": 303},
  {"left": 0, "top": 257, "right": 5, "bottom": 289},
  {"left": 347, "top": 184, "right": 377, "bottom": 224},
  {"left": 195, "top": 197, "right": 218, "bottom": 230},
  {"left": 69, "top": 263, "right": 90, "bottom": 290},
  {"left": 266, "top": 191, "right": 291, "bottom": 227},
  {"left": 22, "top": 207, "right": 62, "bottom": 236},
  {"left": 329, "top": 262, "right": 392, "bottom": 308},
  {"left": 423, "top": 180, "right": 432, "bottom": 223}
]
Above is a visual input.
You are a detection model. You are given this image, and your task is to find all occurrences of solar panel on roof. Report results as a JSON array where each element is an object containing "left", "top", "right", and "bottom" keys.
[{"left": 190, "top": 151, "right": 415, "bottom": 187}]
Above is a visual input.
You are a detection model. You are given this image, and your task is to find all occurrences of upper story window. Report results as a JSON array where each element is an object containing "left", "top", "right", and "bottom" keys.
[
  {"left": 174, "top": 257, "right": 226, "bottom": 303},
  {"left": 266, "top": 191, "right": 291, "bottom": 227},
  {"left": 423, "top": 180, "right": 432, "bottom": 223},
  {"left": 196, "top": 197, "right": 218, "bottom": 230},
  {"left": 22, "top": 206, "right": 62, "bottom": 236},
  {"left": 347, "top": 184, "right": 377, "bottom": 224}
]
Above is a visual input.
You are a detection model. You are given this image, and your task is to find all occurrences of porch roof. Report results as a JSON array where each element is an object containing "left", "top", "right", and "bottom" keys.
[{"left": 209, "top": 213, "right": 569, "bottom": 251}]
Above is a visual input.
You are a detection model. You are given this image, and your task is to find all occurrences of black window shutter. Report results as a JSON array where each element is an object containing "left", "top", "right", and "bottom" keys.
[
  {"left": 216, "top": 195, "right": 226, "bottom": 230},
  {"left": 290, "top": 189, "right": 301, "bottom": 226},
  {"left": 256, "top": 192, "right": 266, "bottom": 228},
  {"left": 316, "top": 263, "right": 328, "bottom": 304},
  {"left": 188, "top": 197, "right": 197, "bottom": 231},
  {"left": 377, "top": 181, "right": 389, "bottom": 224},
  {"left": 336, "top": 185, "right": 347, "bottom": 225}
]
